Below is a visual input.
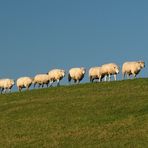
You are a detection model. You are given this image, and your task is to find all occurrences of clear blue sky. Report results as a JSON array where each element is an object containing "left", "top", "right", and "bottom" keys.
[{"left": 0, "top": 0, "right": 147, "bottom": 88}]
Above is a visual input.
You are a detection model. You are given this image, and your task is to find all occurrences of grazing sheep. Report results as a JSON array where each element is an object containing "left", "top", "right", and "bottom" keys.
[
  {"left": 122, "top": 61, "right": 145, "bottom": 79},
  {"left": 101, "top": 63, "right": 120, "bottom": 81},
  {"left": 68, "top": 67, "right": 86, "bottom": 84},
  {"left": 47, "top": 69, "right": 65, "bottom": 86},
  {"left": 33, "top": 74, "right": 49, "bottom": 88},
  {"left": 89, "top": 67, "right": 105, "bottom": 82},
  {"left": 16, "top": 77, "right": 33, "bottom": 92},
  {"left": 0, "top": 79, "right": 15, "bottom": 94}
]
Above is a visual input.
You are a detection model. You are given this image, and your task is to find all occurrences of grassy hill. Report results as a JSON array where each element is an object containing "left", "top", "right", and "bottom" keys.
[{"left": 0, "top": 78, "right": 148, "bottom": 148}]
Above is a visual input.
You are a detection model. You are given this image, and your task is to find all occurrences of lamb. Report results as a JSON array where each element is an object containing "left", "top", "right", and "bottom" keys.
[
  {"left": 16, "top": 77, "right": 33, "bottom": 92},
  {"left": 33, "top": 74, "right": 50, "bottom": 88},
  {"left": 68, "top": 67, "right": 86, "bottom": 84},
  {"left": 101, "top": 63, "right": 120, "bottom": 81},
  {"left": 0, "top": 79, "right": 15, "bottom": 94},
  {"left": 122, "top": 61, "right": 145, "bottom": 79},
  {"left": 47, "top": 69, "right": 65, "bottom": 86},
  {"left": 89, "top": 67, "right": 105, "bottom": 82}
]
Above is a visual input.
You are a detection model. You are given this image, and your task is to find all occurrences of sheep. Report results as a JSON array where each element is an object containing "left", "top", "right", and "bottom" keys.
[
  {"left": 89, "top": 67, "right": 105, "bottom": 82},
  {"left": 33, "top": 74, "right": 50, "bottom": 88},
  {"left": 0, "top": 79, "right": 15, "bottom": 94},
  {"left": 47, "top": 69, "right": 65, "bottom": 86},
  {"left": 122, "top": 61, "right": 145, "bottom": 79},
  {"left": 16, "top": 77, "right": 33, "bottom": 92},
  {"left": 101, "top": 63, "right": 120, "bottom": 81},
  {"left": 68, "top": 67, "right": 86, "bottom": 84}
]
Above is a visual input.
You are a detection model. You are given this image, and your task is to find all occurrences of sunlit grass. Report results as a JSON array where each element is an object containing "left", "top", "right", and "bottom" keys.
[{"left": 0, "top": 78, "right": 148, "bottom": 147}]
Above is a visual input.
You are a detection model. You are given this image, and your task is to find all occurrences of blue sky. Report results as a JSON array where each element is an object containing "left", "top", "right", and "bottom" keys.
[{"left": 0, "top": 0, "right": 147, "bottom": 89}]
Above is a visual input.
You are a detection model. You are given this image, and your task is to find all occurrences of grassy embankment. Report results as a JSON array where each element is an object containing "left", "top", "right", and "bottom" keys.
[{"left": 0, "top": 78, "right": 148, "bottom": 147}]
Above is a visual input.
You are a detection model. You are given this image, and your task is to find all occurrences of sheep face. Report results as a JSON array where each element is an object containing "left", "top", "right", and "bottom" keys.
[
  {"left": 114, "top": 66, "right": 120, "bottom": 74},
  {"left": 62, "top": 70, "right": 66, "bottom": 77},
  {"left": 81, "top": 67, "right": 86, "bottom": 74},
  {"left": 32, "top": 79, "right": 35, "bottom": 84},
  {"left": 138, "top": 61, "right": 145, "bottom": 68},
  {"left": 12, "top": 80, "right": 15, "bottom": 86}
]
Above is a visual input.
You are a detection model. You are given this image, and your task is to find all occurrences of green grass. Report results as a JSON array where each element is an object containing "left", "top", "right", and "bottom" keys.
[{"left": 0, "top": 78, "right": 148, "bottom": 148}]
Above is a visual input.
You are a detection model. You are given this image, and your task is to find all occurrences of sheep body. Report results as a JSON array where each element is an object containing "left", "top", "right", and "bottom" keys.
[
  {"left": 89, "top": 67, "right": 104, "bottom": 82},
  {"left": 48, "top": 69, "right": 65, "bottom": 86},
  {"left": 101, "top": 63, "right": 120, "bottom": 81},
  {"left": 122, "top": 61, "right": 145, "bottom": 79},
  {"left": 0, "top": 79, "right": 15, "bottom": 94},
  {"left": 33, "top": 74, "right": 49, "bottom": 88},
  {"left": 68, "top": 67, "right": 85, "bottom": 83},
  {"left": 16, "top": 77, "right": 33, "bottom": 91}
]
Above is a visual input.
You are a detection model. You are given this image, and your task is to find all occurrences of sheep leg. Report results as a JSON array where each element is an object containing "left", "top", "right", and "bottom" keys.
[
  {"left": 90, "top": 76, "right": 93, "bottom": 82},
  {"left": 99, "top": 76, "right": 102, "bottom": 82},
  {"left": 49, "top": 81, "right": 53, "bottom": 87},
  {"left": 68, "top": 74, "right": 71, "bottom": 83},
  {"left": 8, "top": 88, "right": 11, "bottom": 93},
  {"left": 133, "top": 73, "right": 137, "bottom": 79},
  {"left": 46, "top": 83, "right": 49, "bottom": 88},
  {"left": 5, "top": 88, "right": 7, "bottom": 94},
  {"left": 122, "top": 73, "right": 125, "bottom": 80},
  {"left": 92, "top": 77, "right": 95, "bottom": 83},
  {"left": 74, "top": 79, "right": 77, "bottom": 83},
  {"left": 57, "top": 79, "right": 60, "bottom": 86},
  {"left": 108, "top": 74, "right": 111, "bottom": 81},
  {"left": 114, "top": 74, "right": 117, "bottom": 81},
  {"left": 1, "top": 88, "right": 4, "bottom": 94},
  {"left": 127, "top": 74, "right": 130, "bottom": 79},
  {"left": 38, "top": 84, "right": 41, "bottom": 88},
  {"left": 77, "top": 80, "right": 80, "bottom": 84},
  {"left": 104, "top": 75, "right": 107, "bottom": 82},
  {"left": 34, "top": 83, "right": 36, "bottom": 88},
  {"left": 28, "top": 84, "right": 31, "bottom": 89},
  {"left": 26, "top": 86, "right": 29, "bottom": 91},
  {"left": 18, "top": 86, "right": 22, "bottom": 92},
  {"left": 4, "top": 88, "right": 6, "bottom": 94}
]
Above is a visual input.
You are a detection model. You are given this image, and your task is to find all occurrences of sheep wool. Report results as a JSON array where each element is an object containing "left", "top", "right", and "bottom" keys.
[
  {"left": 48, "top": 69, "right": 65, "bottom": 86},
  {"left": 0, "top": 79, "right": 15, "bottom": 94},
  {"left": 68, "top": 67, "right": 86, "bottom": 83},
  {"left": 101, "top": 63, "right": 120, "bottom": 81},
  {"left": 89, "top": 67, "right": 104, "bottom": 82},
  {"left": 122, "top": 61, "right": 145, "bottom": 79},
  {"left": 16, "top": 77, "right": 33, "bottom": 91},
  {"left": 33, "top": 74, "right": 50, "bottom": 88}
]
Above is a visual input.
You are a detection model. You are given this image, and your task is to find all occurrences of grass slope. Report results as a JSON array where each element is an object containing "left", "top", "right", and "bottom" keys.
[{"left": 0, "top": 78, "right": 148, "bottom": 148}]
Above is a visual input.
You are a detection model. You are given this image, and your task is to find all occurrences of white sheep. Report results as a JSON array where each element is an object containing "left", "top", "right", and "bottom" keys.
[
  {"left": 122, "top": 61, "right": 145, "bottom": 79},
  {"left": 16, "top": 77, "right": 33, "bottom": 92},
  {"left": 47, "top": 69, "right": 65, "bottom": 86},
  {"left": 0, "top": 79, "right": 15, "bottom": 94},
  {"left": 68, "top": 67, "right": 86, "bottom": 84},
  {"left": 33, "top": 74, "right": 50, "bottom": 88},
  {"left": 101, "top": 63, "right": 120, "bottom": 81},
  {"left": 89, "top": 67, "right": 105, "bottom": 82}
]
